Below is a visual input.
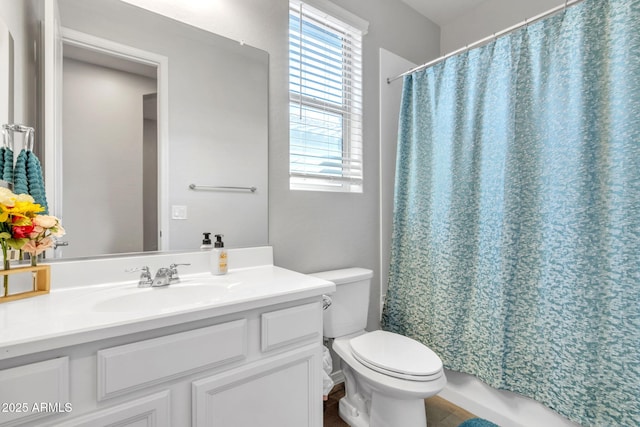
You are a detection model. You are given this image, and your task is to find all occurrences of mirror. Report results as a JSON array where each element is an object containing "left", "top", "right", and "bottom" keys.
[
  {"left": 6, "top": 0, "right": 269, "bottom": 259},
  {"left": 0, "top": 16, "right": 12, "bottom": 126}
]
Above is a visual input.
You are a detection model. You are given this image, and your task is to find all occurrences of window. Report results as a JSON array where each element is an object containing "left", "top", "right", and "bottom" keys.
[{"left": 289, "top": 0, "right": 366, "bottom": 192}]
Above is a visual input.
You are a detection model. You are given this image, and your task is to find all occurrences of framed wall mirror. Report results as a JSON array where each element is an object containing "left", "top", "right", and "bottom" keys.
[{"left": 33, "top": 0, "right": 269, "bottom": 259}]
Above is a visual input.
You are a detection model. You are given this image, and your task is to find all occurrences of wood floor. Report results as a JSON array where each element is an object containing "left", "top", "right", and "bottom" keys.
[{"left": 323, "top": 383, "right": 476, "bottom": 427}]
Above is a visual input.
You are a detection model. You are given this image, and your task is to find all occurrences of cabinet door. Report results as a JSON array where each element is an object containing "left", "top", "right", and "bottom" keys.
[
  {"left": 192, "top": 344, "right": 322, "bottom": 427},
  {"left": 53, "top": 391, "right": 169, "bottom": 427},
  {"left": 0, "top": 357, "right": 69, "bottom": 426}
]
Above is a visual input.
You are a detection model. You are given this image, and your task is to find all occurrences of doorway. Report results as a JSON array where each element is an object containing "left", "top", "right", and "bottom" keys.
[{"left": 54, "top": 29, "right": 168, "bottom": 258}]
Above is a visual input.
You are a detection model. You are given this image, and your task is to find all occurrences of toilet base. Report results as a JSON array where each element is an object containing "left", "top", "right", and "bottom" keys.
[
  {"left": 338, "top": 396, "right": 369, "bottom": 427},
  {"left": 370, "top": 392, "right": 427, "bottom": 427},
  {"left": 338, "top": 392, "right": 427, "bottom": 427}
]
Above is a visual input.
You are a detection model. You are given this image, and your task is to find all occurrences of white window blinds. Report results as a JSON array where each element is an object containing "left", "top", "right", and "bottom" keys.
[{"left": 289, "top": 0, "right": 365, "bottom": 192}]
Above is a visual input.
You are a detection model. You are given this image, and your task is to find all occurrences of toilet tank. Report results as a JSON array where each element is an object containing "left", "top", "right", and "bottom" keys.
[{"left": 310, "top": 268, "right": 374, "bottom": 338}]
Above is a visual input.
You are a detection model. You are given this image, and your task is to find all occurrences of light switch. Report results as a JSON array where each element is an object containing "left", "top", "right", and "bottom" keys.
[{"left": 172, "top": 205, "right": 188, "bottom": 220}]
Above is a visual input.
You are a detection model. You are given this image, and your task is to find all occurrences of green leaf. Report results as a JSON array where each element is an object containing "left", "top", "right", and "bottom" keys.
[{"left": 7, "top": 238, "right": 28, "bottom": 250}]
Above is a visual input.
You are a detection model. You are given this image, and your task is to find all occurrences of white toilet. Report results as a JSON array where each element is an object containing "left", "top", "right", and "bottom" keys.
[{"left": 312, "top": 268, "right": 446, "bottom": 427}]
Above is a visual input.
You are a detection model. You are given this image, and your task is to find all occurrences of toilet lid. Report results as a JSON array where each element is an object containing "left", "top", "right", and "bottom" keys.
[{"left": 349, "top": 331, "right": 443, "bottom": 380}]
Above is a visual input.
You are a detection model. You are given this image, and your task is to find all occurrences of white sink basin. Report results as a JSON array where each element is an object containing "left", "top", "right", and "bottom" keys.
[{"left": 89, "top": 277, "right": 241, "bottom": 313}]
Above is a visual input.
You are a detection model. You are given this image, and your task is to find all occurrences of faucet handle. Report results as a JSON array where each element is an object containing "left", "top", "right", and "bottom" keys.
[
  {"left": 126, "top": 266, "right": 151, "bottom": 274},
  {"left": 169, "top": 263, "right": 191, "bottom": 270},
  {"left": 169, "top": 263, "right": 190, "bottom": 275},
  {"left": 168, "top": 263, "right": 190, "bottom": 283},
  {"left": 126, "top": 266, "right": 153, "bottom": 287}
]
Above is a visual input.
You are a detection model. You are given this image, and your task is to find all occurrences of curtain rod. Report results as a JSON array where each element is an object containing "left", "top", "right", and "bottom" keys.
[{"left": 387, "top": 0, "right": 584, "bottom": 84}]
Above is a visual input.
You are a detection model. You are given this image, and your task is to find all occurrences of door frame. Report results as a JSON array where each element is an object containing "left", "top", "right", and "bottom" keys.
[{"left": 44, "top": 18, "right": 170, "bottom": 252}]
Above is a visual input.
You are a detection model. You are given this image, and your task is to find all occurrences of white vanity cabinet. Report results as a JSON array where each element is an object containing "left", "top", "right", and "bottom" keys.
[{"left": 0, "top": 298, "right": 325, "bottom": 427}]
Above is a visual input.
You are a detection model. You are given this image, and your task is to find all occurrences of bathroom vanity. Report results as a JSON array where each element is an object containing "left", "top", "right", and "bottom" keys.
[{"left": 0, "top": 247, "right": 334, "bottom": 427}]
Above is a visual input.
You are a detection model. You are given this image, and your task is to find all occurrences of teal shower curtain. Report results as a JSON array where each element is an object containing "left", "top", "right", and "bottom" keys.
[{"left": 381, "top": 0, "right": 640, "bottom": 425}]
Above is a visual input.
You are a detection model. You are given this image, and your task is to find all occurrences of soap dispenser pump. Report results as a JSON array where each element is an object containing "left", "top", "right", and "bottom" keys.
[
  {"left": 211, "top": 234, "right": 228, "bottom": 275},
  {"left": 200, "top": 232, "right": 213, "bottom": 249}
]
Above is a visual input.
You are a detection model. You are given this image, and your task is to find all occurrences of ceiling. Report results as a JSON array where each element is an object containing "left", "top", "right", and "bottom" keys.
[{"left": 401, "top": 0, "right": 488, "bottom": 25}]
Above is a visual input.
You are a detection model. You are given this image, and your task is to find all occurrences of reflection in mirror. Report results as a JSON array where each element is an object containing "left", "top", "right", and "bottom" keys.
[
  {"left": 48, "top": 0, "right": 269, "bottom": 259},
  {"left": 61, "top": 32, "right": 162, "bottom": 257},
  {"left": 0, "top": 16, "right": 12, "bottom": 126}
]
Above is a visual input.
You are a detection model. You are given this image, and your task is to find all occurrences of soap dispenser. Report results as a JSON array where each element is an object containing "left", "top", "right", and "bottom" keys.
[
  {"left": 211, "top": 234, "right": 228, "bottom": 275},
  {"left": 200, "top": 232, "right": 213, "bottom": 250}
]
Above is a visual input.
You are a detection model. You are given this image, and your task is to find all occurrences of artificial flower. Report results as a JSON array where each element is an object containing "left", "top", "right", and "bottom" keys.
[
  {"left": 21, "top": 237, "right": 54, "bottom": 256},
  {"left": 33, "top": 215, "right": 58, "bottom": 229},
  {"left": 0, "top": 188, "right": 52, "bottom": 296},
  {"left": 22, "top": 214, "right": 65, "bottom": 259},
  {"left": 12, "top": 224, "right": 34, "bottom": 239},
  {"left": 0, "top": 188, "right": 63, "bottom": 267}
]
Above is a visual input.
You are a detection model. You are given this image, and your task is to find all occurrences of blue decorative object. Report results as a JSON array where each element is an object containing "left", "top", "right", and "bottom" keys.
[
  {"left": 381, "top": 0, "right": 640, "bottom": 426},
  {"left": 1, "top": 146, "right": 13, "bottom": 183},
  {"left": 0, "top": 146, "right": 5, "bottom": 181},
  {"left": 10, "top": 149, "right": 48, "bottom": 213},
  {"left": 25, "top": 151, "right": 48, "bottom": 214},
  {"left": 12, "top": 150, "right": 28, "bottom": 195}
]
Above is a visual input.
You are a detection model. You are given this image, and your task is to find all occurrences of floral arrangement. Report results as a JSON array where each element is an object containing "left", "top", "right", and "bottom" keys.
[
  {"left": 0, "top": 187, "right": 65, "bottom": 260},
  {"left": 0, "top": 187, "right": 64, "bottom": 296}
]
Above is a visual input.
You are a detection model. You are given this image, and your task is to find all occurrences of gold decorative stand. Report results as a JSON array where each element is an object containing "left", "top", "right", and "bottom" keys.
[{"left": 0, "top": 265, "right": 51, "bottom": 303}]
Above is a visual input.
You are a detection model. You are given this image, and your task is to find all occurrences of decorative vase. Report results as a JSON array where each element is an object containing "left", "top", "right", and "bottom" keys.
[{"left": 2, "top": 258, "right": 8, "bottom": 297}]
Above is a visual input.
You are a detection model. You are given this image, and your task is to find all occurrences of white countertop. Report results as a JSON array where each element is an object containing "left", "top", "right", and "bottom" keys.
[{"left": 0, "top": 250, "right": 335, "bottom": 361}]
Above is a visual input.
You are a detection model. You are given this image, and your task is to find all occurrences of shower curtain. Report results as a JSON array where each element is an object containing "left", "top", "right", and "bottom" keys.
[{"left": 381, "top": 0, "right": 640, "bottom": 425}]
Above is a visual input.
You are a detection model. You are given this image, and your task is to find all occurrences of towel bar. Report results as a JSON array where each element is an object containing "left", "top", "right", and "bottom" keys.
[{"left": 189, "top": 184, "right": 257, "bottom": 193}]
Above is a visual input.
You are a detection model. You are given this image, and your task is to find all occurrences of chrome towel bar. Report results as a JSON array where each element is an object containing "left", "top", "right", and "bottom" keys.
[{"left": 189, "top": 184, "right": 257, "bottom": 193}]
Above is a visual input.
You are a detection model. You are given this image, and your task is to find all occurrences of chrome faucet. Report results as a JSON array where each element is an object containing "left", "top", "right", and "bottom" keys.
[
  {"left": 151, "top": 263, "right": 191, "bottom": 287},
  {"left": 126, "top": 266, "right": 153, "bottom": 288}
]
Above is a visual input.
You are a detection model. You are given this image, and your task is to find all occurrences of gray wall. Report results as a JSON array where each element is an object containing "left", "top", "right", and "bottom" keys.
[
  {"left": 440, "top": 0, "right": 565, "bottom": 53},
  {"left": 62, "top": 58, "right": 155, "bottom": 257}
]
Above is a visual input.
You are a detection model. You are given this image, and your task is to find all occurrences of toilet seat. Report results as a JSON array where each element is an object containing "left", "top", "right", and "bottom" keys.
[{"left": 349, "top": 330, "right": 443, "bottom": 381}]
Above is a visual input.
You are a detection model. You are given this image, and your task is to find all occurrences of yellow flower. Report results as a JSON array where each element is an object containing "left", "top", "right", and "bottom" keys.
[
  {"left": 10, "top": 200, "right": 44, "bottom": 216},
  {"left": 0, "top": 189, "right": 42, "bottom": 218}
]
